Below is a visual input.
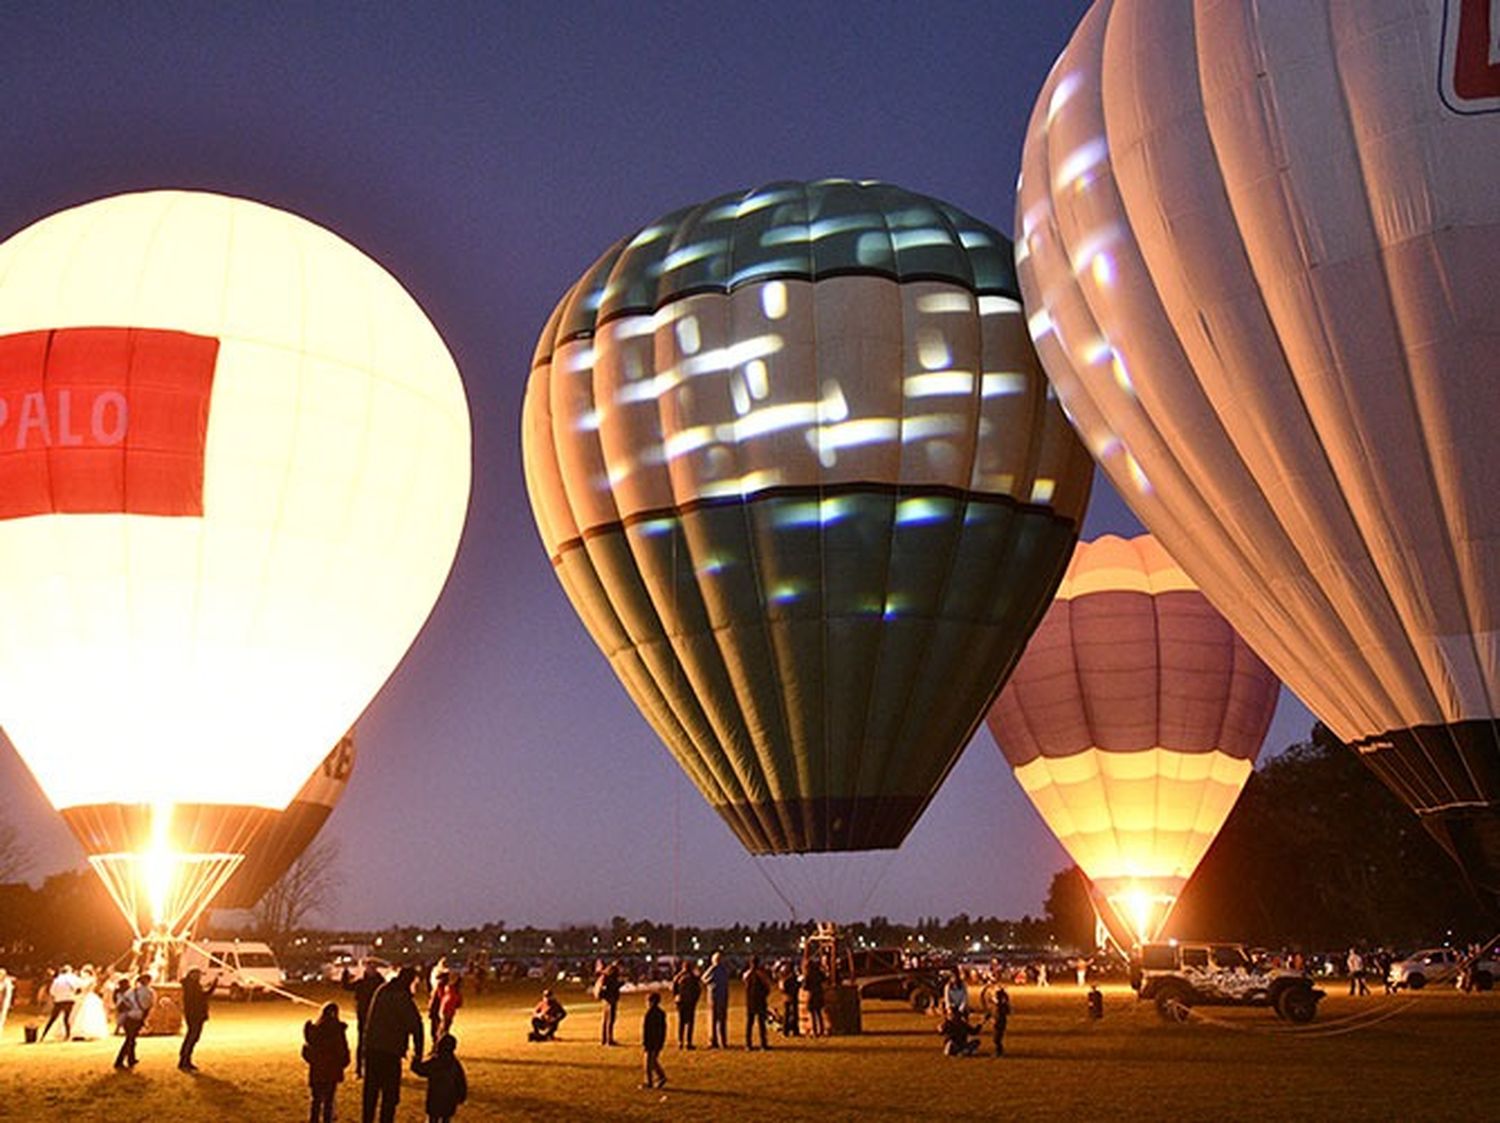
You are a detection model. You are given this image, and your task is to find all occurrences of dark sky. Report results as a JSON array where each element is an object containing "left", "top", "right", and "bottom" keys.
[{"left": 0, "top": 1, "right": 1315, "bottom": 929}]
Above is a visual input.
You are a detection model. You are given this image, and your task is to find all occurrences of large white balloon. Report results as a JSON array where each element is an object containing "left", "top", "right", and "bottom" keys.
[
  {"left": 0, "top": 191, "right": 470, "bottom": 933},
  {"left": 1017, "top": 1, "right": 1500, "bottom": 894}
]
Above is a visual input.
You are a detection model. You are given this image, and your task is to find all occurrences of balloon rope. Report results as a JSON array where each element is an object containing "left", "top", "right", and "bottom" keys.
[
  {"left": 749, "top": 856, "right": 799, "bottom": 924},
  {"left": 1174, "top": 992, "right": 1420, "bottom": 1038}
]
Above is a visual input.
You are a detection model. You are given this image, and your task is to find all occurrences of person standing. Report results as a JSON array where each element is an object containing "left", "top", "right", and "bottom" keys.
[
  {"left": 0, "top": 969, "right": 13, "bottom": 1039},
  {"left": 427, "top": 971, "right": 450, "bottom": 1047},
  {"left": 437, "top": 975, "right": 463, "bottom": 1041},
  {"left": 113, "top": 973, "right": 155, "bottom": 1070},
  {"left": 178, "top": 967, "right": 218, "bottom": 1071},
  {"left": 362, "top": 966, "right": 424, "bottom": 1123},
  {"left": 303, "top": 1001, "right": 351, "bottom": 1123},
  {"left": 641, "top": 992, "right": 668, "bottom": 1089},
  {"left": 343, "top": 962, "right": 385, "bottom": 1078},
  {"left": 1346, "top": 948, "right": 1367, "bottom": 996},
  {"left": 943, "top": 970, "right": 968, "bottom": 1018},
  {"left": 595, "top": 962, "right": 622, "bottom": 1046},
  {"left": 992, "top": 985, "right": 1011, "bottom": 1056},
  {"left": 412, "top": 1033, "right": 468, "bottom": 1122},
  {"left": 705, "top": 952, "right": 730, "bottom": 1048},
  {"left": 742, "top": 956, "right": 772, "bottom": 1051},
  {"left": 41, "top": 965, "right": 80, "bottom": 1041},
  {"left": 671, "top": 961, "right": 701, "bottom": 1049},
  {"left": 802, "top": 954, "right": 826, "bottom": 1038},
  {"left": 778, "top": 962, "right": 801, "bottom": 1037}
]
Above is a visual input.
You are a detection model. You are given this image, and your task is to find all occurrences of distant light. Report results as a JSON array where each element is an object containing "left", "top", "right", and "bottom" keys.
[{"left": 675, "top": 315, "right": 702, "bottom": 356}]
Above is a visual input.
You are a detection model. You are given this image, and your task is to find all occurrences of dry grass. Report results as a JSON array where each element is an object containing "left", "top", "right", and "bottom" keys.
[{"left": 0, "top": 980, "right": 1492, "bottom": 1121}]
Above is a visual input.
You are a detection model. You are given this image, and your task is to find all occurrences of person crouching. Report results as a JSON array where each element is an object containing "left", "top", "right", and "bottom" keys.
[{"left": 939, "top": 1009, "right": 981, "bottom": 1057}]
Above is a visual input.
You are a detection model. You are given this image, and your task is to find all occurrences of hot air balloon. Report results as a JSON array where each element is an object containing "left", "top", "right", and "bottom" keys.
[
  {"left": 0, "top": 191, "right": 470, "bottom": 940},
  {"left": 523, "top": 179, "right": 1092, "bottom": 906},
  {"left": 987, "top": 535, "right": 1279, "bottom": 945},
  {"left": 214, "top": 732, "right": 356, "bottom": 911},
  {"left": 1016, "top": 0, "right": 1500, "bottom": 902}
]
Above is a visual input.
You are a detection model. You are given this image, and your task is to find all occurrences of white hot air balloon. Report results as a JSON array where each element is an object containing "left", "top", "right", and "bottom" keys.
[
  {"left": 1016, "top": 0, "right": 1500, "bottom": 901},
  {"left": 0, "top": 191, "right": 470, "bottom": 938}
]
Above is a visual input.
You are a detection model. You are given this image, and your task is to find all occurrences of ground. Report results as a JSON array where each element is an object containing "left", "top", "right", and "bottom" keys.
[{"left": 0, "top": 980, "right": 1493, "bottom": 1121}]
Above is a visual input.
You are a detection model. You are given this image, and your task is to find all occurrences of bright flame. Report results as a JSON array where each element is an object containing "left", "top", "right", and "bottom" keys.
[
  {"left": 1104, "top": 884, "right": 1177, "bottom": 945},
  {"left": 140, "top": 802, "right": 178, "bottom": 930}
]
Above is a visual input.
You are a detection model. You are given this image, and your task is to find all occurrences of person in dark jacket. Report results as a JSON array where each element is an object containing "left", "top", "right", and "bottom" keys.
[
  {"left": 412, "top": 1032, "right": 468, "bottom": 1122},
  {"left": 671, "top": 961, "right": 702, "bottom": 1049},
  {"left": 641, "top": 992, "right": 667, "bottom": 1089},
  {"left": 303, "top": 1001, "right": 351, "bottom": 1123},
  {"left": 178, "top": 968, "right": 217, "bottom": 1071},
  {"left": 742, "top": 956, "right": 772, "bottom": 1050},
  {"left": 778, "top": 962, "right": 801, "bottom": 1037},
  {"left": 595, "top": 961, "right": 623, "bottom": 1045},
  {"left": 343, "top": 962, "right": 385, "bottom": 1077},
  {"left": 991, "top": 985, "right": 1011, "bottom": 1056},
  {"left": 802, "top": 954, "right": 826, "bottom": 1037},
  {"left": 361, "top": 966, "right": 424, "bottom": 1123}
]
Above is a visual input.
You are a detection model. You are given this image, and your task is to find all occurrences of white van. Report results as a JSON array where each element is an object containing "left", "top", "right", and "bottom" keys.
[{"left": 179, "top": 940, "right": 286, "bottom": 999}]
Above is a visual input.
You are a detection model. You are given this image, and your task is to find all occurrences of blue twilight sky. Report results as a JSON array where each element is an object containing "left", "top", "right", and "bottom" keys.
[{"left": 0, "top": 1, "right": 1316, "bottom": 929}]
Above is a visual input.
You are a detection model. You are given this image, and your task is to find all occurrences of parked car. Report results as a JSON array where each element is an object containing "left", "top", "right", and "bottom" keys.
[
  {"left": 847, "top": 947, "right": 947, "bottom": 1011},
  {"left": 1389, "top": 948, "right": 1495, "bottom": 991},
  {"left": 179, "top": 940, "right": 285, "bottom": 999},
  {"left": 320, "top": 955, "right": 395, "bottom": 984},
  {"left": 1132, "top": 942, "right": 1324, "bottom": 1023}
]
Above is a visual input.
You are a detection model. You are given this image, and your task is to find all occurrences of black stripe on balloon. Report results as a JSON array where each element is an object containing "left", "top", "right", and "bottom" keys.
[{"left": 550, "top": 483, "right": 1079, "bottom": 561}]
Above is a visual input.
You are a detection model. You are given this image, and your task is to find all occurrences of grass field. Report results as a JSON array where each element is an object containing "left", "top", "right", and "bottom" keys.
[{"left": 1, "top": 980, "right": 1494, "bottom": 1121}]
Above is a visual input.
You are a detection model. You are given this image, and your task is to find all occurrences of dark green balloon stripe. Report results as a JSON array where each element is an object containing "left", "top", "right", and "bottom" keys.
[{"left": 551, "top": 484, "right": 1079, "bottom": 853}]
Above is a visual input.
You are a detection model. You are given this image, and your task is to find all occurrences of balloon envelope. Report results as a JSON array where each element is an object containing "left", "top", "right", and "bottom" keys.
[
  {"left": 524, "top": 179, "right": 1092, "bottom": 854},
  {"left": 1017, "top": 1, "right": 1500, "bottom": 899},
  {"left": 988, "top": 535, "right": 1278, "bottom": 944},
  {"left": 0, "top": 191, "right": 470, "bottom": 934},
  {"left": 214, "top": 732, "right": 356, "bottom": 911}
]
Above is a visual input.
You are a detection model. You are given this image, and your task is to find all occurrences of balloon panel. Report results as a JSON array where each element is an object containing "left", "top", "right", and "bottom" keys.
[
  {"left": 1017, "top": 0, "right": 1500, "bottom": 893},
  {"left": 525, "top": 180, "right": 1093, "bottom": 853},
  {"left": 0, "top": 192, "right": 471, "bottom": 811}
]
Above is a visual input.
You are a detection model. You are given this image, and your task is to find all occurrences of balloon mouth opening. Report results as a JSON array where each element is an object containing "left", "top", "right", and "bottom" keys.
[
  {"left": 87, "top": 804, "right": 245, "bottom": 939},
  {"left": 1101, "top": 885, "right": 1178, "bottom": 946}
]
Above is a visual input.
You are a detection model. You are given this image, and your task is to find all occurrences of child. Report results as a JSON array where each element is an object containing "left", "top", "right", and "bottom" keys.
[
  {"left": 302, "top": 1001, "right": 350, "bottom": 1123},
  {"left": 413, "top": 1033, "right": 468, "bottom": 1123},
  {"left": 642, "top": 992, "right": 668, "bottom": 1089}
]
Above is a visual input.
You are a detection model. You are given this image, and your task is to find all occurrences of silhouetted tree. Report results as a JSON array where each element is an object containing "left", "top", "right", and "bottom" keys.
[
  {"left": 1171, "top": 725, "right": 1490, "bottom": 947},
  {"left": 1043, "top": 866, "right": 1095, "bottom": 950},
  {"left": 255, "top": 836, "right": 342, "bottom": 950}
]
